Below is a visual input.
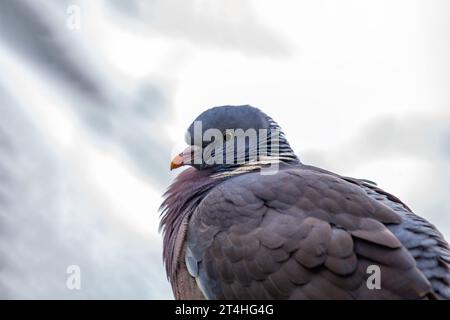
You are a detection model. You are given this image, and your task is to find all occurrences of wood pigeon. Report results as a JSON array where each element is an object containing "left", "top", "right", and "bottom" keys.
[{"left": 160, "top": 105, "right": 450, "bottom": 299}]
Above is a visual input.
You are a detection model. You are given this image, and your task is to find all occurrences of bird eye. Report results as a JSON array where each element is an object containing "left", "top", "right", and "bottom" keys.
[{"left": 224, "top": 131, "right": 234, "bottom": 141}]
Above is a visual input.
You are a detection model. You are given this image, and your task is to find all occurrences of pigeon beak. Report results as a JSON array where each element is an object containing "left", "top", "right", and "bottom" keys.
[
  {"left": 170, "top": 153, "right": 185, "bottom": 170},
  {"left": 170, "top": 146, "right": 201, "bottom": 170}
]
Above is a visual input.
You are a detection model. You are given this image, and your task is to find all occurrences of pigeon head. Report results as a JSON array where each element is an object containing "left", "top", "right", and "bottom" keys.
[
  {"left": 170, "top": 105, "right": 299, "bottom": 172},
  {"left": 186, "top": 105, "right": 271, "bottom": 142}
]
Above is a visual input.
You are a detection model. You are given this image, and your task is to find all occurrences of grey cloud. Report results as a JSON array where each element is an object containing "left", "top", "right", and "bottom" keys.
[
  {"left": 302, "top": 113, "right": 450, "bottom": 171},
  {"left": 353, "top": 114, "right": 450, "bottom": 161},
  {"left": 0, "top": 0, "right": 176, "bottom": 298},
  {"left": 0, "top": 0, "right": 107, "bottom": 105},
  {"left": 0, "top": 0, "right": 175, "bottom": 189},
  {"left": 0, "top": 85, "right": 172, "bottom": 299},
  {"left": 106, "top": 0, "right": 290, "bottom": 57}
]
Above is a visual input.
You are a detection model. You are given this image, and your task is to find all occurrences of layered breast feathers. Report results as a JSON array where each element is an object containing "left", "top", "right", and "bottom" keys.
[{"left": 185, "top": 167, "right": 450, "bottom": 299}]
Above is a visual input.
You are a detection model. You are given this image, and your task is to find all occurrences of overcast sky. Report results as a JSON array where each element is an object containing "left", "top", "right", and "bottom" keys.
[{"left": 0, "top": 0, "right": 448, "bottom": 299}]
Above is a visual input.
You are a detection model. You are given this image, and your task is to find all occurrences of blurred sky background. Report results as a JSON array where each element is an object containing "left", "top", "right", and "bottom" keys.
[{"left": 0, "top": 0, "right": 449, "bottom": 299}]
